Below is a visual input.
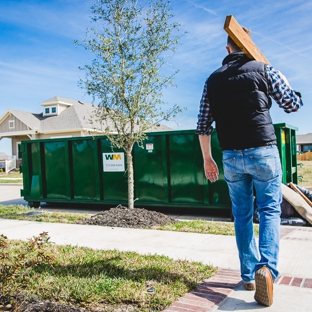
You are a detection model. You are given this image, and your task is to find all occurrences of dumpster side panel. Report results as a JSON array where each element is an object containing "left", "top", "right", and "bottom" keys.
[
  {"left": 29, "top": 142, "right": 43, "bottom": 199},
  {"left": 44, "top": 141, "right": 71, "bottom": 199},
  {"left": 72, "top": 139, "right": 98, "bottom": 200},
  {"left": 168, "top": 132, "right": 205, "bottom": 203},
  {"left": 133, "top": 136, "right": 166, "bottom": 202}
]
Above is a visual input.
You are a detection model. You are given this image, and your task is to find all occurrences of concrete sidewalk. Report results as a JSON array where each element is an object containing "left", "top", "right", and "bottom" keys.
[{"left": 0, "top": 219, "right": 312, "bottom": 311}]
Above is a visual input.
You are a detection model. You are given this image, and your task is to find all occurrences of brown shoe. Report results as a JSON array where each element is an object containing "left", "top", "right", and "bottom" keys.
[
  {"left": 254, "top": 266, "right": 274, "bottom": 307},
  {"left": 243, "top": 282, "right": 256, "bottom": 291}
]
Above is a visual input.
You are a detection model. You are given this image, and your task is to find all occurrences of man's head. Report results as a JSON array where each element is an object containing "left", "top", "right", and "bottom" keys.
[{"left": 226, "top": 27, "right": 251, "bottom": 54}]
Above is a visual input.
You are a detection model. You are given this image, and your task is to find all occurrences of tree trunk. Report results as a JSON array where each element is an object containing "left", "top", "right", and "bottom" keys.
[{"left": 125, "top": 148, "right": 134, "bottom": 209}]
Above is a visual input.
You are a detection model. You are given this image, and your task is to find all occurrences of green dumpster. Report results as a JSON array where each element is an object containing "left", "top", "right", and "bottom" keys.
[
  {"left": 19, "top": 124, "right": 298, "bottom": 209},
  {"left": 274, "top": 123, "right": 298, "bottom": 184}
]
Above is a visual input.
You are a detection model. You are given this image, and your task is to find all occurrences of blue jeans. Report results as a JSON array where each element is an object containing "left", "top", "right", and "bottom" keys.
[{"left": 222, "top": 145, "right": 282, "bottom": 283}]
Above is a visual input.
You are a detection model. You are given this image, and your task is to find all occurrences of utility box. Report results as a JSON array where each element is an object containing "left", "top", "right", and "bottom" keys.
[{"left": 19, "top": 124, "right": 298, "bottom": 209}]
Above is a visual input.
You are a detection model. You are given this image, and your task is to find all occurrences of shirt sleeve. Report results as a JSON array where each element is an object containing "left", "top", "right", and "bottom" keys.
[
  {"left": 195, "top": 78, "right": 214, "bottom": 135},
  {"left": 266, "top": 65, "right": 303, "bottom": 113}
]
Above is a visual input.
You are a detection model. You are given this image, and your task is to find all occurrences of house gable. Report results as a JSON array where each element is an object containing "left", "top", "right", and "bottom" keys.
[{"left": 0, "top": 112, "right": 28, "bottom": 134}]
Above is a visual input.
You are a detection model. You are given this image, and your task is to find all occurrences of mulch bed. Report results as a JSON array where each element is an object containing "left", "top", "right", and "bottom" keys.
[{"left": 77, "top": 206, "right": 177, "bottom": 229}]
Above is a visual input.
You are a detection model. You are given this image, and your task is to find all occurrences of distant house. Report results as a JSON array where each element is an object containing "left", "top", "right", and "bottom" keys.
[
  {"left": 0, "top": 96, "right": 172, "bottom": 158},
  {"left": 297, "top": 133, "right": 312, "bottom": 153},
  {"left": 0, "top": 152, "right": 11, "bottom": 161},
  {"left": 0, "top": 152, "right": 16, "bottom": 172}
]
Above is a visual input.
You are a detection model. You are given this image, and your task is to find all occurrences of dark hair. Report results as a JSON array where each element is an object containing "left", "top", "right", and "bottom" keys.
[{"left": 227, "top": 27, "right": 251, "bottom": 52}]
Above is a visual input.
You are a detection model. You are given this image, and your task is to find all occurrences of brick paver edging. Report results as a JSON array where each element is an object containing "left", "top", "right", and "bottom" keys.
[
  {"left": 163, "top": 269, "right": 242, "bottom": 312},
  {"left": 276, "top": 275, "right": 312, "bottom": 288}
]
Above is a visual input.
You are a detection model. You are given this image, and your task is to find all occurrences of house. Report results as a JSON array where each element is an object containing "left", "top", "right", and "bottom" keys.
[
  {"left": 0, "top": 152, "right": 11, "bottom": 161},
  {"left": 0, "top": 96, "right": 172, "bottom": 159},
  {"left": 296, "top": 133, "right": 312, "bottom": 153},
  {"left": 0, "top": 151, "right": 16, "bottom": 172}
]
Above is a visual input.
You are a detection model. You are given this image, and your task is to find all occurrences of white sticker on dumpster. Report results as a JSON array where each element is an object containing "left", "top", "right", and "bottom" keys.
[{"left": 103, "top": 153, "right": 125, "bottom": 172}]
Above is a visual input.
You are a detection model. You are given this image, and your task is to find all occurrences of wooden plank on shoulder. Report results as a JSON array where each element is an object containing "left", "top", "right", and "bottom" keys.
[{"left": 224, "top": 15, "right": 270, "bottom": 65}]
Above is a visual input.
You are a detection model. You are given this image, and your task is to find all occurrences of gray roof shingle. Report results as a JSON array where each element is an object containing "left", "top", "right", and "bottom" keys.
[
  {"left": 8, "top": 110, "right": 43, "bottom": 130},
  {"left": 4, "top": 96, "right": 172, "bottom": 134},
  {"left": 297, "top": 133, "right": 312, "bottom": 144},
  {"left": 6, "top": 97, "right": 110, "bottom": 132}
]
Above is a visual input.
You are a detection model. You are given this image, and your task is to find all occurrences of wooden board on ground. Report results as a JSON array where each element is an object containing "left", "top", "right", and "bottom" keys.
[
  {"left": 224, "top": 15, "right": 270, "bottom": 65},
  {"left": 281, "top": 184, "right": 312, "bottom": 225},
  {"left": 289, "top": 182, "right": 312, "bottom": 207}
]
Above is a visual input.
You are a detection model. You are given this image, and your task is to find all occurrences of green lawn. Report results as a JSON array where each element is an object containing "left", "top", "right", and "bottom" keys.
[
  {"left": 0, "top": 172, "right": 23, "bottom": 183},
  {"left": 297, "top": 160, "right": 312, "bottom": 188},
  {"left": 1, "top": 233, "right": 216, "bottom": 311}
]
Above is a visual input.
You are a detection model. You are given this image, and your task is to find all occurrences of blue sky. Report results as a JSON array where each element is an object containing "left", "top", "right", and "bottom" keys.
[{"left": 1, "top": 0, "right": 311, "bottom": 154}]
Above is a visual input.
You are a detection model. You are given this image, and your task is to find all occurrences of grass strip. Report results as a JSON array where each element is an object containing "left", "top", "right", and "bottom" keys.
[
  {"left": 0, "top": 205, "right": 259, "bottom": 236},
  {"left": 0, "top": 205, "right": 89, "bottom": 223},
  {"left": 0, "top": 172, "right": 22, "bottom": 178},
  {"left": 157, "top": 219, "right": 236, "bottom": 235},
  {"left": 156, "top": 219, "right": 259, "bottom": 236},
  {"left": 0, "top": 179, "right": 23, "bottom": 183}
]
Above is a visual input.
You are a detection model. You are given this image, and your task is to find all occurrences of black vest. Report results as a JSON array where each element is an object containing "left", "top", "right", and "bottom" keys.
[{"left": 207, "top": 52, "right": 276, "bottom": 150}]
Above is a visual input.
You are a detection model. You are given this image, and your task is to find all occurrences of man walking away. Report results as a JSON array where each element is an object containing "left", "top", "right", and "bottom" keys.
[{"left": 196, "top": 27, "right": 303, "bottom": 307}]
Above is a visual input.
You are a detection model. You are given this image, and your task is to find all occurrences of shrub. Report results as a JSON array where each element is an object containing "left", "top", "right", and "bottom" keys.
[{"left": 0, "top": 232, "right": 57, "bottom": 297}]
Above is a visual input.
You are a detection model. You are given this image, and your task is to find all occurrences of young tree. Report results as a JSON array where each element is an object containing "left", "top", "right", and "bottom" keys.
[{"left": 76, "top": 0, "right": 183, "bottom": 209}]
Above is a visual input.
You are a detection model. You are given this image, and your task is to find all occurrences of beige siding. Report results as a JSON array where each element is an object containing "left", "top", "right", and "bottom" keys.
[
  {"left": 0, "top": 115, "right": 28, "bottom": 132},
  {"left": 12, "top": 136, "right": 29, "bottom": 156},
  {"left": 38, "top": 131, "right": 83, "bottom": 139}
]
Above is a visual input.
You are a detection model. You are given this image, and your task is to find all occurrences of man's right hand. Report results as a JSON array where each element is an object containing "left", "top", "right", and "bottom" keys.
[{"left": 203, "top": 158, "right": 219, "bottom": 183}]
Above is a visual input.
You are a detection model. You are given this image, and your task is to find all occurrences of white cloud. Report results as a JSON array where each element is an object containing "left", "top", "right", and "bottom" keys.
[{"left": 188, "top": 1, "right": 218, "bottom": 16}]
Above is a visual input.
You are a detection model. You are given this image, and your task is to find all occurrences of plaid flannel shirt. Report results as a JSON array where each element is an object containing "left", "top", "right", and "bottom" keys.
[{"left": 196, "top": 65, "right": 303, "bottom": 135}]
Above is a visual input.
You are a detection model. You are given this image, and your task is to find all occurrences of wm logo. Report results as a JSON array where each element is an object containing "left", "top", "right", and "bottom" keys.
[{"left": 104, "top": 154, "right": 122, "bottom": 160}]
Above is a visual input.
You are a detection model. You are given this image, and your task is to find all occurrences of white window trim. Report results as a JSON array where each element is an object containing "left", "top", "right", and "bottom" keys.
[
  {"left": 44, "top": 106, "right": 57, "bottom": 116},
  {"left": 16, "top": 141, "right": 21, "bottom": 158},
  {"left": 9, "top": 120, "right": 15, "bottom": 129}
]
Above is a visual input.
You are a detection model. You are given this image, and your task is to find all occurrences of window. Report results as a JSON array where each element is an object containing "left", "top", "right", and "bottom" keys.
[
  {"left": 302, "top": 145, "right": 312, "bottom": 152},
  {"left": 51, "top": 107, "right": 56, "bottom": 113},
  {"left": 45, "top": 108, "right": 50, "bottom": 114},
  {"left": 16, "top": 142, "right": 22, "bottom": 159},
  {"left": 8, "top": 120, "right": 15, "bottom": 129}
]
